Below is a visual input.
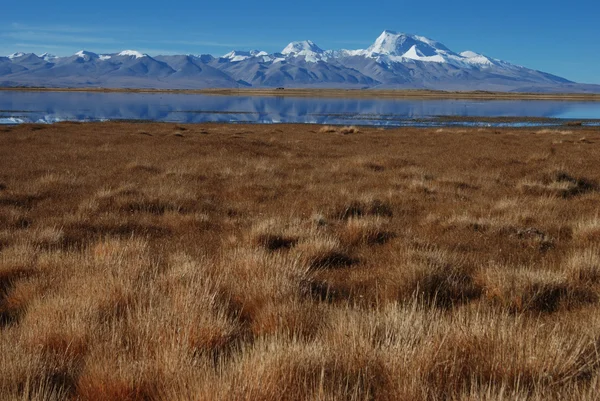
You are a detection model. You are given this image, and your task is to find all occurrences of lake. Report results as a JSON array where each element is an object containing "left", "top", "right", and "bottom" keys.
[{"left": 1, "top": 91, "right": 600, "bottom": 126}]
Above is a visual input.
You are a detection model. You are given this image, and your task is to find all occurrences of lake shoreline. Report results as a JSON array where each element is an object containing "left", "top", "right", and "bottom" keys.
[{"left": 2, "top": 86, "right": 600, "bottom": 101}]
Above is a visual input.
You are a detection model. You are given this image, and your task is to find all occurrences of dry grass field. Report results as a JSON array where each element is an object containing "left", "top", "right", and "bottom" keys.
[{"left": 1, "top": 121, "right": 600, "bottom": 400}]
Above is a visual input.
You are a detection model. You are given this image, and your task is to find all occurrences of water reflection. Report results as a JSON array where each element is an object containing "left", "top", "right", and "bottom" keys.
[{"left": 1, "top": 91, "right": 599, "bottom": 126}]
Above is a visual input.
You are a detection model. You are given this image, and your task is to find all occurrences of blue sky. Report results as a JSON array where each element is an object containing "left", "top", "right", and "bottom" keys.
[{"left": 3, "top": 0, "right": 599, "bottom": 84}]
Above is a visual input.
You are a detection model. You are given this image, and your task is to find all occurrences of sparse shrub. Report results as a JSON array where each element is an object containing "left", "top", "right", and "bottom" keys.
[
  {"left": 254, "top": 233, "right": 298, "bottom": 251},
  {"left": 295, "top": 236, "right": 357, "bottom": 270},
  {"left": 481, "top": 267, "right": 597, "bottom": 313},
  {"left": 125, "top": 162, "right": 161, "bottom": 174},
  {"left": 574, "top": 216, "right": 600, "bottom": 243},
  {"left": 248, "top": 219, "right": 306, "bottom": 251},
  {"left": 0, "top": 278, "right": 42, "bottom": 326},
  {"left": 318, "top": 125, "right": 359, "bottom": 134},
  {"left": 519, "top": 281, "right": 597, "bottom": 313},
  {"left": 250, "top": 301, "right": 326, "bottom": 340},
  {"left": 318, "top": 125, "right": 337, "bottom": 133},
  {"left": 519, "top": 170, "right": 597, "bottom": 198},
  {"left": 339, "top": 216, "right": 395, "bottom": 246},
  {"left": 554, "top": 170, "right": 597, "bottom": 197},
  {"left": 364, "top": 162, "right": 385, "bottom": 172},
  {"left": 332, "top": 198, "right": 393, "bottom": 220},
  {"left": 566, "top": 121, "right": 583, "bottom": 127},
  {"left": 407, "top": 250, "right": 482, "bottom": 308},
  {"left": 339, "top": 125, "right": 359, "bottom": 135},
  {"left": 567, "top": 248, "right": 600, "bottom": 284},
  {"left": 300, "top": 277, "right": 348, "bottom": 302}
]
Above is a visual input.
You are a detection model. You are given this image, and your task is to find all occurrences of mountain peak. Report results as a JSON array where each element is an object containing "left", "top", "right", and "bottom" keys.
[
  {"left": 8, "top": 52, "right": 26, "bottom": 59},
  {"left": 379, "top": 30, "right": 404, "bottom": 38},
  {"left": 364, "top": 30, "right": 452, "bottom": 61},
  {"left": 118, "top": 50, "right": 147, "bottom": 59},
  {"left": 223, "top": 50, "right": 269, "bottom": 62},
  {"left": 75, "top": 50, "right": 99, "bottom": 60},
  {"left": 368, "top": 31, "right": 415, "bottom": 56},
  {"left": 39, "top": 52, "right": 57, "bottom": 61},
  {"left": 282, "top": 40, "right": 324, "bottom": 55}
]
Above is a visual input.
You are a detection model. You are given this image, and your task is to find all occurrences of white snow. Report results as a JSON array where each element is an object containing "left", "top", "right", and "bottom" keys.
[
  {"left": 39, "top": 53, "right": 57, "bottom": 61},
  {"left": 231, "top": 55, "right": 249, "bottom": 62},
  {"left": 413, "top": 35, "right": 436, "bottom": 46},
  {"left": 118, "top": 50, "right": 146, "bottom": 58},
  {"left": 335, "top": 49, "right": 366, "bottom": 57},
  {"left": 74, "top": 50, "right": 99, "bottom": 60},
  {"left": 223, "top": 50, "right": 271, "bottom": 62},
  {"left": 282, "top": 40, "right": 323, "bottom": 55},
  {"left": 342, "top": 31, "right": 472, "bottom": 65},
  {"left": 281, "top": 40, "right": 327, "bottom": 63},
  {"left": 8, "top": 52, "right": 25, "bottom": 59},
  {"left": 460, "top": 51, "right": 480, "bottom": 58},
  {"left": 99, "top": 55, "right": 111, "bottom": 61},
  {"left": 223, "top": 51, "right": 247, "bottom": 61},
  {"left": 459, "top": 51, "right": 495, "bottom": 66},
  {"left": 366, "top": 30, "right": 412, "bottom": 56},
  {"left": 401, "top": 45, "right": 446, "bottom": 63}
]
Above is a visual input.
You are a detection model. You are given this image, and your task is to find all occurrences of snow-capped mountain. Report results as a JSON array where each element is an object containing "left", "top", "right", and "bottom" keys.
[
  {"left": 281, "top": 40, "right": 332, "bottom": 62},
  {"left": 1, "top": 30, "right": 598, "bottom": 92},
  {"left": 222, "top": 50, "right": 271, "bottom": 62}
]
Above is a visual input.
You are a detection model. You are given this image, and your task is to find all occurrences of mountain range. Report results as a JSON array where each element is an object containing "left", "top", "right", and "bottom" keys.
[{"left": 2, "top": 30, "right": 599, "bottom": 92}]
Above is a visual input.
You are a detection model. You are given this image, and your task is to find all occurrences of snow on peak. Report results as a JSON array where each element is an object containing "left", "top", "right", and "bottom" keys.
[
  {"left": 118, "top": 50, "right": 147, "bottom": 58},
  {"left": 367, "top": 30, "right": 413, "bottom": 56},
  {"left": 367, "top": 31, "right": 441, "bottom": 56},
  {"left": 402, "top": 45, "right": 446, "bottom": 63},
  {"left": 8, "top": 52, "right": 25, "bottom": 59},
  {"left": 460, "top": 51, "right": 480, "bottom": 58},
  {"left": 282, "top": 40, "right": 324, "bottom": 55},
  {"left": 223, "top": 50, "right": 269, "bottom": 62},
  {"left": 359, "top": 30, "right": 458, "bottom": 64},
  {"left": 281, "top": 40, "right": 327, "bottom": 62},
  {"left": 39, "top": 53, "right": 57, "bottom": 61},
  {"left": 75, "top": 50, "right": 99, "bottom": 60},
  {"left": 460, "top": 50, "right": 495, "bottom": 66},
  {"left": 411, "top": 35, "right": 450, "bottom": 52}
]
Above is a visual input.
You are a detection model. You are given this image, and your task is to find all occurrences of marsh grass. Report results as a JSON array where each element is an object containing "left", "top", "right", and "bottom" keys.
[{"left": 1, "top": 122, "right": 600, "bottom": 400}]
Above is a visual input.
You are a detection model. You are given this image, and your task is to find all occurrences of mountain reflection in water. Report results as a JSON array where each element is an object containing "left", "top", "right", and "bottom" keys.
[{"left": 1, "top": 91, "right": 599, "bottom": 126}]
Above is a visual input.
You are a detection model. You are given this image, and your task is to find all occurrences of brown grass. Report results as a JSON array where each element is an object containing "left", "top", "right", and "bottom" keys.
[
  {"left": 319, "top": 125, "right": 360, "bottom": 135},
  {"left": 1, "top": 121, "right": 600, "bottom": 400}
]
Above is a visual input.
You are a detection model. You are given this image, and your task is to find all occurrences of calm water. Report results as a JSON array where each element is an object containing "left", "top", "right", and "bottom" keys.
[{"left": 1, "top": 91, "right": 600, "bottom": 126}]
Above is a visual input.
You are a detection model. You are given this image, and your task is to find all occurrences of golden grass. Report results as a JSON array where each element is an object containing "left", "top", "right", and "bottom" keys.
[
  {"left": 319, "top": 125, "right": 360, "bottom": 135},
  {"left": 1, "top": 122, "right": 600, "bottom": 399}
]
